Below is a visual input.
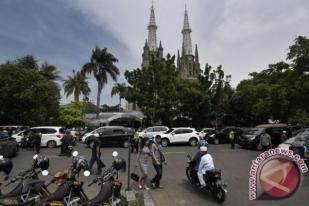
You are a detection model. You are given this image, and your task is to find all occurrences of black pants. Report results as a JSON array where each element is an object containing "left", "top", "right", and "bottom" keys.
[
  {"left": 151, "top": 164, "right": 163, "bottom": 187},
  {"left": 131, "top": 140, "right": 139, "bottom": 153},
  {"left": 34, "top": 143, "right": 40, "bottom": 154},
  {"left": 89, "top": 155, "right": 102, "bottom": 174},
  {"left": 262, "top": 145, "right": 270, "bottom": 151},
  {"left": 230, "top": 139, "right": 235, "bottom": 149},
  {"left": 60, "top": 143, "right": 68, "bottom": 155}
]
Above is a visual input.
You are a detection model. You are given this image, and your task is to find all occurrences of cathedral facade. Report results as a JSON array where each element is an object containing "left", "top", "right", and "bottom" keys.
[{"left": 142, "top": 5, "right": 201, "bottom": 79}]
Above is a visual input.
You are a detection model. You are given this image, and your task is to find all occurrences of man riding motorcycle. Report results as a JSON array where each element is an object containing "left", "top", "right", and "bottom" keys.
[{"left": 197, "top": 146, "right": 215, "bottom": 189}]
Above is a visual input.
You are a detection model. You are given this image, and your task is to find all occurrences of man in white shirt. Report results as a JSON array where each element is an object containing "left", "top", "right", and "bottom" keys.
[{"left": 197, "top": 146, "right": 215, "bottom": 188}]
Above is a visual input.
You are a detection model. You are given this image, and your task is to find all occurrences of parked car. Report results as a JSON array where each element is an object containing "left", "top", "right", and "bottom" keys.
[
  {"left": 238, "top": 128, "right": 265, "bottom": 150},
  {"left": 160, "top": 127, "right": 200, "bottom": 147},
  {"left": 138, "top": 126, "right": 169, "bottom": 139},
  {"left": 82, "top": 126, "right": 131, "bottom": 143},
  {"left": 0, "top": 125, "right": 29, "bottom": 135},
  {"left": 208, "top": 127, "right": 243, "bottom": 144},
  {"left": 278, "top": 134, "right": 309, "bottom": 160},
  {"left": 256, "top": 123, "right": 292, "bottom": 148},
  {"left": 292, "top": 127, "right": 309, "bottom": 136},
  {"left": 0, "top": 132, "right": 18, "bottom": 157},
  {"left": 85, "top": 126, "right": 135, "bottom": 148},
  {"left": 199, "top": 128, "right": 216, "bottom": 139},
  {"left": 12, "top": 126, "right": 65, "bottom": 148}
]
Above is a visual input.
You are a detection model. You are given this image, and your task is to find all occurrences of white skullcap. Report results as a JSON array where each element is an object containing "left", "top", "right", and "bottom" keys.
[{"left": 200, "top": 146, "right": 208, "bottom": 152}]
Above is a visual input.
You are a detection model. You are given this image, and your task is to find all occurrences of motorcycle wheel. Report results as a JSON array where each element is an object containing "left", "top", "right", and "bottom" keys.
[{"left": 213, "top": 187, "right": 226, "bottom": 203}]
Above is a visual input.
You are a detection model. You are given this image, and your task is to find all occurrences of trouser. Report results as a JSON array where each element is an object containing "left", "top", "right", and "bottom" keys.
[
  {"left": 151, "top": 164, "right": 163, "bottom": 187},
  {"left": 34, "top": 143, "right": 40, "bottom": 154},
  {"left": 131, "top": 140, "right": 139, "bottom": 153},
  {"left": 198, "top": 170, "right": 213, "bottom": 186},
  {"left": 60, "top": 143, "right": 68, "bottom": 154},
  {"left": 230, "top": 139, "right": 235, "bottom": 149},
  {"left": 262, "top": 145, "right": 270, "bottom": 152},
  {"left": 89, "top": 155, "right": 102, "bottom": 174}
]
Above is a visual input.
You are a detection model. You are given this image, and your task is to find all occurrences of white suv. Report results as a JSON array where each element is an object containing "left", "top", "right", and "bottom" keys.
[
  {"left": 12, "top": 126, "right": 65, "bottom": 148},
  {"left": 160, "top": 127, "right": 201, "bottom": 147},
  {"left": 138, "top": 126, "right": 169, "bottom": 139}
]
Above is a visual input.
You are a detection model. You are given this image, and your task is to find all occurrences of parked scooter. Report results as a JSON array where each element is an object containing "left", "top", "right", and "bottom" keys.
[
  {"left": 38, "top": 151, "right": 90, "bottom": 206},
  {"left": 83, "top": 151, "right": 126, "bottom": 206},
  {"left": 186, "top": 154, "right": 227, "bottom": 203},
  {"left": 0, "top": 156, "right": 13, "bottom": 195},
  {"left": 0, "top": 155, "right": 50, "bottom": 205}
]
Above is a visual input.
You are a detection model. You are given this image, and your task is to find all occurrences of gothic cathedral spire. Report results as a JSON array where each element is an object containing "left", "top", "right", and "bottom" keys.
[
  {"left": 182, "top": 6, "right": 193, "bottom": 55},
  {"left": 147, "top": 3, "right": 157, "bottom": 51}
]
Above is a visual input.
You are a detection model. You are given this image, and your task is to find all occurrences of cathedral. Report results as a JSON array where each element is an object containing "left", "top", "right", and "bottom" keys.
[{"left": 142, "top": 4, "right": 201, "bottom": 79}]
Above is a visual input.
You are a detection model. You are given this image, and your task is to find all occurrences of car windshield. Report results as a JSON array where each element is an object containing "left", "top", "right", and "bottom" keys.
[
  {"left": 165, "top": 129, "right": 174, "bottom": 134},
  {"left": 285, "top": 137, "right": 296, "bottom": 144},
  {"left": 244, "top": 128, "right": 264, "bottom": 135}
]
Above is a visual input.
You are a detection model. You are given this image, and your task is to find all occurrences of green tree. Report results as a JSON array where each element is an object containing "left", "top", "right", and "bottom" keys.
[
  {"left": 111, "top": 83, "right": 127, "bottom": 112},
  {"left": 7, "top": 55, "right": 39, "bottom": 70},
  {"left": 58, "top": 101, "right": 85, "bottom": 126},
  {"left": 39, "top": 62, "right": 61, "bottom": 81},
  {"left": 82, "top": 46, "right": 120, "bottom": 118},
  {"left": 0, "top": 64, "right": 60, "bottom": 125},
  {"left": 63, "top": 70, "right": 91, "bottom": 102}
]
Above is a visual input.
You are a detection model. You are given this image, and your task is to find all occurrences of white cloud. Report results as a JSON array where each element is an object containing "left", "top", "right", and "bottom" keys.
[{"left": 67, "top": 0, "right": 309, "bottom": 88}]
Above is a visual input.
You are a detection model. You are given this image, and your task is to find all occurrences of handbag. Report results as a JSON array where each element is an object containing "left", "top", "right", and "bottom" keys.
[{"left": 130, "top": 167, "right": 140, "bottom": 182}]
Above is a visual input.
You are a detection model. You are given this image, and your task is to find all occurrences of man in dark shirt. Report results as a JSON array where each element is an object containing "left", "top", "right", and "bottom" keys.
[
  {"left": 89, "top": 135, "right": 104, "bottom": 175},
  {"left": 59, "top": 129, "right": 73, "bottom": 155},
  {"left": 30, "top": 129, "right": 42, "bottom": 154}
]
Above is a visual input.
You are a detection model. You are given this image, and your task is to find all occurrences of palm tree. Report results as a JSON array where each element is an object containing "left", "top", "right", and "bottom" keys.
[
  {"left": 63, "top": 70, "right": 91, "bottom": 102},
  {"left": 82, "top": 46, "right": 120, "bottom": 118},
  {"left": 39, "top": 62, "right": 61, "bottom": 81},
  {"left": 111, "top": 83, "right": 127, "bottom": 112}
]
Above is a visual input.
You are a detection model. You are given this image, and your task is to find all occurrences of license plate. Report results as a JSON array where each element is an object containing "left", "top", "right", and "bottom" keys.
[{"left": 4, "top": 199, "right": 18, "bottom": 205}]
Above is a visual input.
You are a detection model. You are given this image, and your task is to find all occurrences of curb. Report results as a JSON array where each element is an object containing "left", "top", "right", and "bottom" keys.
[{"left": 142, "top": 190, "right": 156, "bottom": 206}]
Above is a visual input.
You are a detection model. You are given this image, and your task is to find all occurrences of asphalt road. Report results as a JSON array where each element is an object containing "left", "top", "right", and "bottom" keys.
[{"left": 1, "top": 143, "right": 308, "bottom": 206}]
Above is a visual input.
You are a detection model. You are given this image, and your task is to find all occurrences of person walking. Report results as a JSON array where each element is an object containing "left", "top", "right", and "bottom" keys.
[
  {"left": 135, "top": 137, "right": 159, "bottom": 190},
  {"left": 281, "top": 131, "right": 288, "bottom": 143},
  {"left": 89, "top": 134, "right": 104, "bottom": 175},
  {"left": 30, "top": 129, "right": 42, "bottom": 154},
  {"left": 59, "top": 129, "right": 73, "bottom": 155},
  {"left": 151, "top": 135, "right": 166, "bottom": 189},
  {"left": 229, "top": 130, "right": 235, "bottom": 149},
  {"left": 260, "top": 131, "right": 272, "bottom": 151},
  {"left": 131, "top": 130, "right": 139, "bottom": 153}
]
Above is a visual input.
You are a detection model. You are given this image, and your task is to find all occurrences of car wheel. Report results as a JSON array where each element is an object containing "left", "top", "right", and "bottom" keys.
[
  {"left": 256, "top": 143, "right": 262, "bottom": 151},
  {"left": 189, "top": 138, "right": 198, "bottom": 146},
  {"left": 47, "top": 140, "right": 57, "bottom": 148},
  {"left": 161, "top": 139, "right": 169, "bottom": 147},
  {"left": 123, "top": 141, "right": 130, "bottom": 148},
  {"left": 214, "top": 139, "right": 220, "bottom": 145}
]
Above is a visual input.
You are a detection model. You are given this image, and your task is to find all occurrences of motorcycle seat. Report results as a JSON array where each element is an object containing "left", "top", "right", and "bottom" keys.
[{"left": 0, "top": 182, "right": 23, "bottom": 198}]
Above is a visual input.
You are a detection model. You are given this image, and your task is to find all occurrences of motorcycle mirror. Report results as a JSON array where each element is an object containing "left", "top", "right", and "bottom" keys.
[
  {"left": 42, "top": 170, "right": 49, "bottom": 176},
  {"left": 112, "top": 151, "right": 118, "bottom": 157},
  {"left": 83, "top": 170, "right": 90, "bottom": 177},
  {"left": 33, "top": 154, "right": 38, "bottom": 160},
  {"left": 72, "top": 151, "right": 79, "bottom": 157}
]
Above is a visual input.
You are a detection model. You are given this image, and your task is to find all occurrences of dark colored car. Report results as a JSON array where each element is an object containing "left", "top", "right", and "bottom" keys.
[
  {"left": 0, "top": 132, "right": 18, "bottom": 157},
  {"left": 238, "top": 128, "right": 265, "bottom": 150},
  {"left": 207, "top": 127, "right": 243, "bottom": 144},
  {"left": 87, "top": 126, "right": 135, "bottom": 148},
  {"left": 238, "top": 124, "right": 292, "bottom": 150}
]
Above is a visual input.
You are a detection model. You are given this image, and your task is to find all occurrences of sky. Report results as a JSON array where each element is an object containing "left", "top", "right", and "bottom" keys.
[{"left": 1, "top": 0, "right": 309, "bottom": 106}]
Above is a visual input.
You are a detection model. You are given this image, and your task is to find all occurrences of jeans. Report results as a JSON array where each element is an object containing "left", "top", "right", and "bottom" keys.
[
  {"left": 151, "top": 164, "right": 163, "bottom": 187},
  {"left": 89, "top": 155, "right": 102, "bottom": 174}
]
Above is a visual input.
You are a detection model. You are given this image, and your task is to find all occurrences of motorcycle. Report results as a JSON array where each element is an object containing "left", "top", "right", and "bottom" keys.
[
  {"left": 38, "top": 151, "right": 90, "bottom": 206},
  {"left": 19, "top": 136, "right": 33, "bottom": 150},
  {"left": 186, "top": 154, "right": 227, "bottom": 203},
  {"left": 83, "top": 151, "right": 126, "bottom": 206},
  {"left": 0, "top": 155, "right": 50, "bottom": 205}
]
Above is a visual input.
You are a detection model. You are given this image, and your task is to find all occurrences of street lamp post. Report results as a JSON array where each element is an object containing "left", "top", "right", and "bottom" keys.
[{"left": 126, "top": 136, "right": 131, "bottom": 191}]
